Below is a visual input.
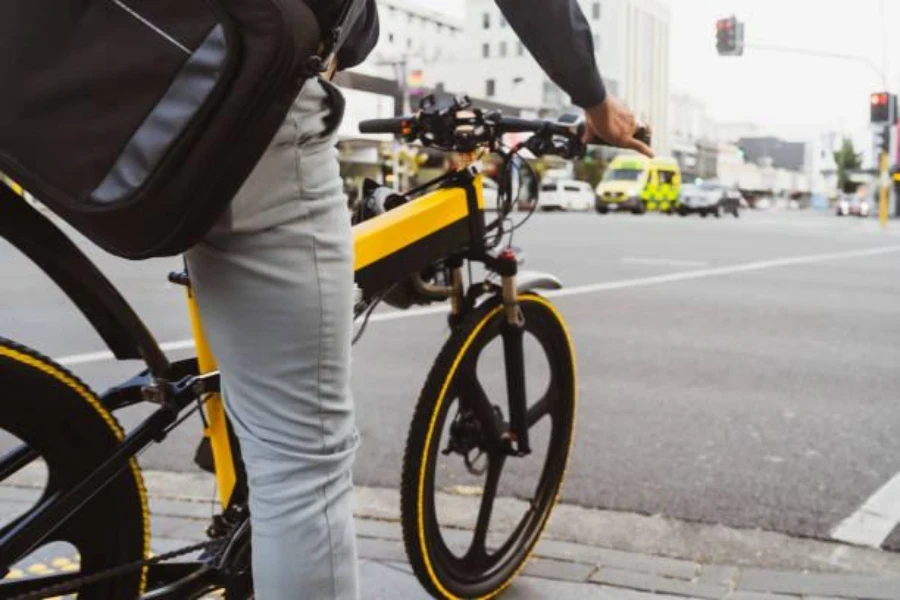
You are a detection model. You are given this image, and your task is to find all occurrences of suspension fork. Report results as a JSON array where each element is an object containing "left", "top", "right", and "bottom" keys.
[{"left": 497, "top": 249, "right": 530, "bottom": 455}]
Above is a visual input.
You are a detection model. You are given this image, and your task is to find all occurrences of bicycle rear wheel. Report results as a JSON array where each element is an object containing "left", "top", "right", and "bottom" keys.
[
  {"left": 0, "top": 338, "right": 149, "bottom": 599},
  {"left": 401, "top": 293, "right": 576, "bottom": 599}
]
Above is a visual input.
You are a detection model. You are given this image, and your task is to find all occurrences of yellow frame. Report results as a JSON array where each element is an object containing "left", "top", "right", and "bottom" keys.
[{"left": 193, "top": 172, "right": 486, "bottom": 508}]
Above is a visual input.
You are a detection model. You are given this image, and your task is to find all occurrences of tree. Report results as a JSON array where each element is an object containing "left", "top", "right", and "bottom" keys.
[{"left": 833, "top": 138, "right": 862, "bottom": 194}]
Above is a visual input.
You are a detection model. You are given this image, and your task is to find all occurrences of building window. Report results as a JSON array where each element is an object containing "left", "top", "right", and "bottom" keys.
[
  {"left": 407, "top": 38, "right": 412, "bottom": 49},
  {"left": 388, "top": 33, "right": 394, "bottom": 43},
  {"left": 517, "top": 42, "right": 525, "bottom": 56},
  {"left": 482, "top": 43, "right": 490, "bottom": 58},
  {"left": 483, "top": 12, "right": 490, "bottom": 29},
  {"left": 500, "top": 41, "right": 507, "bottom": 57},
  {"left": 486, "top": 79, "right": 495, "bottom": 97},
  {"left": 592, "top": 2, "right": 601, "bottom": 19},
  {"left": 500, "top": 15, "right": 507, "bottom": 28},
  {"left": 593, "top": 34, "right": 600, "bottom": 50}
]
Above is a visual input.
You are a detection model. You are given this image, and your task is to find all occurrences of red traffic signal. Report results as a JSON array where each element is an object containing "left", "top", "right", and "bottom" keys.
[
  {"left": 871, "top": 91, "right": 896, "bottom": 125},
  {"left": 716, "top": 16, "right": 744, "bottom": 56}
]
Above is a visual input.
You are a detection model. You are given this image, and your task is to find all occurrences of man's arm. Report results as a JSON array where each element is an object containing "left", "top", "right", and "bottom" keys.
[
  {"left": 496, "top": 0, "right": 653, "bottom": 156},
  {"left": 495, "top": 0, "right": 605, "bottom": 109}
]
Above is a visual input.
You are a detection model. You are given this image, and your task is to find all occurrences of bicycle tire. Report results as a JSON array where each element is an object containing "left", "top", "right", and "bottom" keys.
[
  {"left": 0, "top": 338, "right": 149, "bottom": 598},
  {"left": 401, "top": 293, "right": 576, "bottom": 599}
]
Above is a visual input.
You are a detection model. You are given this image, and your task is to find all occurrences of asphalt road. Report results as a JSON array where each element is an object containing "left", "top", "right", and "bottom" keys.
[{"left": 3, "top": 208, "right": 900, "bottom": 550}]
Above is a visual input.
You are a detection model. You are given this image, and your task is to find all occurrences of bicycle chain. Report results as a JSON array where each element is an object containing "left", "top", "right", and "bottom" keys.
[{"left": 9, "top": 538, "right": 226, "bottom": 600}]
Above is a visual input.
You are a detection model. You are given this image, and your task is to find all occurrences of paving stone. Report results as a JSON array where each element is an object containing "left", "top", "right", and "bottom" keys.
[
  {"left": 521, "top": 556, "right": 596, "bottom": 582},
  {"left": 358, "top": 559, "right": 429, "bottom": 599},
  {"left": 738, "top": 569, "right": 900, "bottom": 600},
  {"left": 503, "top": 576, "right": 648, "bottom": 599},
  {"left": 385, "top": 561, "right": 414, "bottom": 575},
  {"left": 357, "top": 536, "right": 409, "bottom": 563},
  {"left": 149, "top": 497, "right": 220, "bottom": 520},
  {"left": 355, "top": 518, "right": 404, "bottom": 541},
  {"left": 698, "top": 565, "right": 740, "bottom": 586},
  {"left": 591, "top": 567, "right": 728, "bottom": 599},
  {"left": 538, "top": 539, "right": 700, "bottom": 580},
  {"left": 724, "top": 592, "right": 798, "bottom": 599},
  {"left": 151, "top": 514, "right": 208, "bottom": 540}
]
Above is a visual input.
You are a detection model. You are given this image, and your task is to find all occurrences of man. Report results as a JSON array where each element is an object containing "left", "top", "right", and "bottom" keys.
[{"left": 185, "top": 0, "right": 653, "bottom": 598}]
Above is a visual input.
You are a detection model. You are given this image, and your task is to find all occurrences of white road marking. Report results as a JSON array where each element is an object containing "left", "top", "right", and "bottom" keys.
[
  {"left": 52, "top": 244, "right": 900, "bottom": 366},
  {"left": 549, "top": 244, "right": 900, "bottom": 298},
  {"left": 831, "top": 472, "right": 900, "bottom": 548},
  {"left": 622, "top": 257, "right": 710, "bottom": 268},
  {"left": 56, "top": 339, "right": 195, "bottom": 366}
]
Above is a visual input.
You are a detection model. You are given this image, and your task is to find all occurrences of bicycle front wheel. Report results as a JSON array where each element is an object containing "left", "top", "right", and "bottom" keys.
[{"left": 401, "top": 293, "right": 576, "bottom": 599}]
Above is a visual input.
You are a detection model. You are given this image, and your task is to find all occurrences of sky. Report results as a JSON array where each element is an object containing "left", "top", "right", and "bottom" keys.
[{"left": 414, "top": 0, "right": 900, "bottom": 147}]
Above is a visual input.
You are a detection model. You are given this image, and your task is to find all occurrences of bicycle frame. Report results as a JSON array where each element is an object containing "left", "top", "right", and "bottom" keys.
[{"left": 0, "top": 160, "right": 557, "bottom": 596}]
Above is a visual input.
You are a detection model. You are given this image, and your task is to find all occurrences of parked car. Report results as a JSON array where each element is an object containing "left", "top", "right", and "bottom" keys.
[
  {"left": 539, "top": 179, "right": 595, "bottom": 211},
  {"left": 835, "top": 194, "right": 870, "bottom": 217}
]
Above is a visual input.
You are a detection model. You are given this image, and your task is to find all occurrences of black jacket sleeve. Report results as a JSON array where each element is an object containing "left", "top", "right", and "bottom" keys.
[
  {"left": 336, "top": 0, "right": 379, "bottom": 70},
  {"left": 495, "top": 0, "right": 607, "bottom": 109}
]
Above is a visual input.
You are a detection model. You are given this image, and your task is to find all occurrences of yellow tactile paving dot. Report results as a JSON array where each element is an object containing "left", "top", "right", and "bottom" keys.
[{"left": 3, "top": 556, "right": 229, "bottom": 598}]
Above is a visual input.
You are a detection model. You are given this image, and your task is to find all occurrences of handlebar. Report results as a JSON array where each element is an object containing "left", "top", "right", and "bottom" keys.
[
  {"left": 358, "top": 117, "right": 412, "bottom": 135},
  {"left": 357, "top": 94, "right": 652, "bottom": 158}
]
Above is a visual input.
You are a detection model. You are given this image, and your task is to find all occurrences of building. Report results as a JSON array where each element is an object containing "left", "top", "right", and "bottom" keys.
[
  {"left": 352, "top": 0, "right": 464, "bottom": 79},
  {"left": 336, "top": 0, "right": 465, "bottom": 141},
  {"left": 417, "top": 0, "right": 672, "bottom": 154},
  {"left": 669, "top": 93, "right": 718, "bottom": 181},
  {"left": 737, "top": 137, "right": 807, "bottom": 172}
]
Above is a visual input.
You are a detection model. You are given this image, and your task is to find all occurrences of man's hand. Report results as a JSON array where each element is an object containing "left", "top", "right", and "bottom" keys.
[{"left": 583, "top": 96, "right": 654, "bottom": 158}]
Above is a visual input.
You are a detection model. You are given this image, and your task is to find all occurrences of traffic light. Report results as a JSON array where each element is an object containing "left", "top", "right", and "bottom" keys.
[
  {"left": 716, "top": 16, "right": 744, "bottom": 56},
  {"left": 874, "top": 126, "right": 890, "bottom": 153},
  {"left": 870, "top": 92, "right": 896, "bottom": 125}
]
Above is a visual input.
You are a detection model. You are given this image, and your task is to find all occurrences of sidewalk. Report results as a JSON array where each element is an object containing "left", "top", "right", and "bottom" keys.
[{"left": 5, "top": 469, "right": 900, "bottom": 599}]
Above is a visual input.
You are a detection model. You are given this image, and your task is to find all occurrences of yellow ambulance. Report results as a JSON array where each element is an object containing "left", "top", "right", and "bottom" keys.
[{"left": 595, "top": 154, "right": 681, "bottom": 214}]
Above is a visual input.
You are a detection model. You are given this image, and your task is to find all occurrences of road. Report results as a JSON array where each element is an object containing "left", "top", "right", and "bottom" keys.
[{"left": 2, "top": 208, "right": 900, "bottom": 552}]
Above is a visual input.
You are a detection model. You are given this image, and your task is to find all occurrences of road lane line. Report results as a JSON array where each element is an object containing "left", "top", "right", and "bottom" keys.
[
  {"left": 831, "top": 472, "right": 900, "bottom": 548},
  {"left": 53, "top": 244, "right": 900, "bottom": 366},
  {"left": 622, "top": 257, "right": 710, "bottom": 268},
  {"left": 57, "top": 339, "right": 195, "bottom": 366}
]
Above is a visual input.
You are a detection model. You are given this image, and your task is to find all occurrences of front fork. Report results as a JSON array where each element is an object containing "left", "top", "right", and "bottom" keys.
[
  {"left": 447, "top": 249, "right": 530, "bottom": 456},
  {"left": 499, "top": 250, "right": 531, "bottom": 456}
]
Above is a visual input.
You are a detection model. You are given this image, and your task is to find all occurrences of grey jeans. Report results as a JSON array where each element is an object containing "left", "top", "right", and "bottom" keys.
[{"left": 186, "top": 77, "right": 359, "bottom": 599}]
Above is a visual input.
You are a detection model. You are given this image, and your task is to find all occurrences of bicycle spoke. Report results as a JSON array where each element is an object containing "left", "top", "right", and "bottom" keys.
[
  {"left": 0, "top": 444, "right": 39, "bottom": 483},
  {"left": 463, "top": 452, "right": 506, "bottom": 564},
  {"left": 526, "top": 387, "right": 557, "bottom": 428}
]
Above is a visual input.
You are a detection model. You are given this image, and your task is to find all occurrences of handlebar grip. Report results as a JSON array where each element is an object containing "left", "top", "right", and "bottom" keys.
[
  {"left": 359, "top": 117, "right": 409, "bottom": 135},
  {"left": 588, "top": 125, "right": 653, "bottom": 149},
  {"left": 496, "top": 116, "right": 545, "bottom": 134}
]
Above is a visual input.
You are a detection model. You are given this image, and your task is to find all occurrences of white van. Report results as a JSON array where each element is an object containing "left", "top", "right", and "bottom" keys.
[{"left": 538, "top": 179, "right": 595, "bottom": 211}]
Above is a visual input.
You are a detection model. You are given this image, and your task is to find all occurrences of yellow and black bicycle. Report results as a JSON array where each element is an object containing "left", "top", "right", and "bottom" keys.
[{"left": 0, "top": 94, "right": 648, "bottom": 599}]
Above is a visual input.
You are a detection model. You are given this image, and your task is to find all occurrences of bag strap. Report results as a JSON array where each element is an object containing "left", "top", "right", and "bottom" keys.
[{"left": 306, "top": 0, "right": 365, "bottom": 75}]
